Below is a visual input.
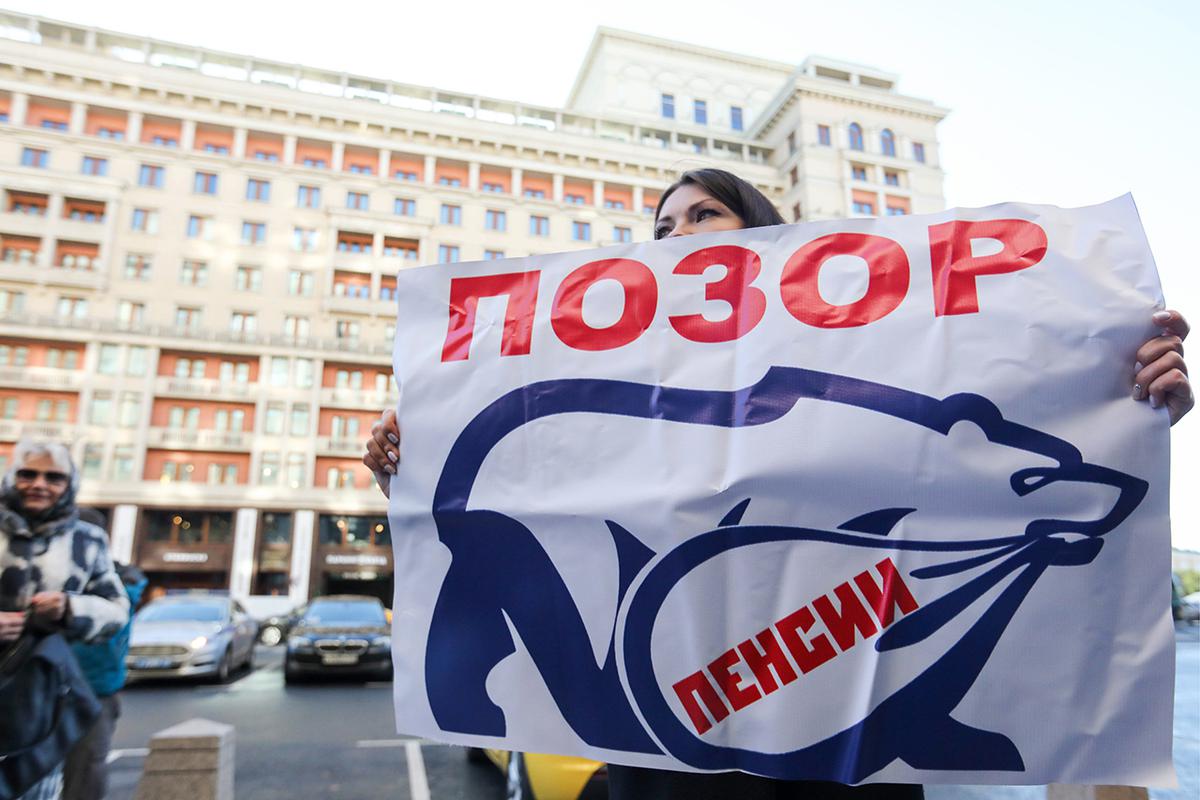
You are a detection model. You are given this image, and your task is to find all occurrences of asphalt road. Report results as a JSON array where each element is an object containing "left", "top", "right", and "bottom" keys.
[
  {"left": 107, "top": 626, "right": 1199, "bottom": 800},
  {"left": 108, "top": 646, "right": 506, "bottom": 800}
]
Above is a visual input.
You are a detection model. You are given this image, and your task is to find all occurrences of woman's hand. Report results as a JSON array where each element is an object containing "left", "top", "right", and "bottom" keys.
[
  {"left": 363, "top": 407, "right": 401, "bottom": 498},
  {"left": 1133, "top": 310, "right": 1192, "bottom": 426},
  {"left": 29, "top": 592, "right": 66, "bottom": 625}
]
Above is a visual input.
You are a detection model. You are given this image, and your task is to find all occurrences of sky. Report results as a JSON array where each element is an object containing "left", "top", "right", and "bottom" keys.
[{"left": 6, "top": 0, "right": 1200, "bottom": 548}]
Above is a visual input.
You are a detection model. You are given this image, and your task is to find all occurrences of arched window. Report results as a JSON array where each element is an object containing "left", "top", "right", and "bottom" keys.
[
  {"left": 881, "top": 129, "right": 896, "bottom": 157},
  {"left": 848, "top": 122, "right": 864, "bottom": 151}
]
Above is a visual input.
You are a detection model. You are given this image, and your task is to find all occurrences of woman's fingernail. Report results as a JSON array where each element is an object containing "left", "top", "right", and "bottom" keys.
[
  {"left": 384, "top": 464, "right": 396, "bottom": 475},
  {"left": 387, "top": 450, "right": 399, "bottom": 463},
  {"left": 1132, "top": 384, "right": 1142, "bottom": 400},
  {"left": 387, "top": 433, "right": 400, "bottom": 445},
  {"left": 1152, "top": 311, "right": 1171, "bottom": 323},
  {"left": 1149, "top": 395, "right": 1160, "bottom": 408},
  {"left": 1134, "top": 362, "right": 1143, "bottom": 373}
]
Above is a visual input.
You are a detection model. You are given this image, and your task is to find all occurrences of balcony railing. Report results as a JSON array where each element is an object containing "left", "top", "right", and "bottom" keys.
[
  {"left": 316, "top": 436, "right": 363, "bottom": 457},
  {"left": 146, "top": 427, "right": 251, "bottom": 451},
  {"left": 319, "top": 387, "right": 396, "bottom": 409},
  {"left": 0, "top": 365, "right": 84, "bottom": 390},
  {"left": 322, "top": 294, "right": 397, "bottom": 317},
  {"left": 0, "top": 420, "right": 78, "bottom": 441},
  {"left": 154, "top": 376, "right": 258, "bottom": 401}
]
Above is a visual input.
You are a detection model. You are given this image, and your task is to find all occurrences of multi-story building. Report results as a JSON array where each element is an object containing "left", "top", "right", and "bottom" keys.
[{"left": 0, "top": 12, "right": 947, "bottom": 606}]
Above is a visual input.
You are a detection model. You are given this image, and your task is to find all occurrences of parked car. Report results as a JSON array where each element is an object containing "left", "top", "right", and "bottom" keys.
[
  {"left": 243, "top": 597, "right": 303, "bottom": 646},
  {"left": 283, "top": 595, "right": 392, "bottom": 683},
  {"left": 470, "top": 749, "right": 606, "bottom": 800},
  {"left": 126, "top": 594, "right": 258, "bottom": 683},
  {"left": 1182, "top": 591, "right": 1200, "bottom": 624}
]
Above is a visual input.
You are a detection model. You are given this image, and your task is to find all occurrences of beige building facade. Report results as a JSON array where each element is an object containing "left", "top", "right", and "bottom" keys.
[{"left": 0, "top": 11, "right": 948, "bottom": 605}]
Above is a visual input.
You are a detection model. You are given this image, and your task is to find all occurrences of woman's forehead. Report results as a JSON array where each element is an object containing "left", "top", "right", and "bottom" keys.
[
  {"left": 21, "top": 452, "right": 64, "bottom": 471},
  {"left": 659, "top": 184, "right": 717, "bottom": 217}
]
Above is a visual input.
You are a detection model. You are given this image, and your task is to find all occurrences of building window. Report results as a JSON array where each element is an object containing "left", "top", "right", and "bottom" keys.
[
  {"left": 394, "top": 197, "right": 415, "bottom": 216},
  {"left": 347, "top": 191, "right": 369, "bottom": 211},
  {"left": 880, "top": 129, "right": 896, "bottom": 157},
  {"left": 56, "top": 296, "right": 88, "bottom": 319},
  {"left": 246, "top": 178, "right": 271, "bottom": 202},
  {"left": 297, "top": 185, "right": 321, "bottom": 208},
  {"left": 180, "top": 260, "right": 208, "bottom": 287},
  {"left": 0, "top": 290, "right": 26, "bottom": 314},
  {"left": 614, "top": 226, "right": 632, "bottom": 243},
  {"left": 127, "top": 347, "right": 149, "bottom": 376},
  {"left": 661, "top": 93, "right": 675, "bottom": 119},
  {"left": 118, "top": 392, "right": 141, "bottom": 428},
  {"left": 81, "top": 156, "right": 108, "bottom": 176},
  {"left": 482, "top": 182, "right": 505, "bottom": 193},
  {"left": 852, "top": 200, "right": 875, "bottom": 215},
  {"left": 21, "top": 148, "right": 48, "bottom": 168},
  {"left": 150, "top": 134, "right": 178, "bottom": 147},
  {"left": 138, "top": 164, "right": 164, "bottom": 188},
  {"left": 523, "top": 188, "right": 546, "bottom": 199},
  {"left": 318, "top": 514, "right": 390, "bottom": 546},
  {"left": 913, "top": 142, "right": 926, "bottom": 163},
  {"left": 292, "top": 227, "right": 318, "bottom": 252},
  {"left": 241, "top": 222, "right": 266, "bottom": 245},
  {"left": 288, "top": 270, "right": 314, "bottom": 296},
  {"left": 348, "top": 163, "right": 373, "bottom": 175},
  {"left": 124, "top": 254, "right": 152, "bottom": 281},
  {"left": 264, "top": 403, "right": 285, "bottom": 435},
  {"left": 203, "top": 143, "right": 229, "bottom": 155},
  {"left": 235, "top": 265, "right": 262, "bottom": 292},
  {"left": 792, "top": 202, "right": 802, "bottom": 222},
  {"left": 571, "top": 221, "right": 591, "bottom": 242},
  {"left": 852, "top": 166, "right": 868, "bottom": 181},
  {"left": 817, "top": 125, "right": 831, "bottom": 146},
  {"left": 335, "top": 320, "right": 360, "bottom": 341},
  {"left": 694, "top": 99, "right": 707, "bottom": 125},
  {"left": 565, "top": 193, "right": 586, "bottom": 205},
  {"left": 394, "top": 169, "right": 417, "bottom": 181},
  {"left": 285, "top": 453, "right": 306, "bottom": 488},
  {"left": 269, "top": 357, "right": 289, "bottom": 387},
  {"left": 485, "top": 209, "right": 506, "bottom": 231},
  {"left": 131, "top": 208, "right": 159, "bottom": 234},
  {"left": 289, "top": 404, "right": 310, "bottom": 436},
  {"left": 219, "top": 360, "right": 250, "bottom": 385},
  {"left": 254, "top": 150, "right": 279, "bottom": 162},
  {"left": 437, "top": 176, "right": 462, "bottom": 187},
  {"left": 884, "top": 171, "right": 900, "bottom": 187},
  {"left": 174, "top": 357, "right": 206, "bottom": 379},
  {"left": 603, "top": 199, "right": 626, "bottom": 210},
  {"left": 175, "top": 306, "right": 202, "bottom": 331},
  {"left": 730, "top": 106, "right": 743, "bottom": 131},
  {"left": 229, "top": 311, "right": 257, "bottom": 335},
  {"left": 886, "top": 205, "right": 907, "bottom": 216},
  {"left": 96, "top": 345, "right": 119, "bottom": 375},
  {"left": 302, "top": 157, "right": 327, "bottom": 169},
  {"left": 440, "top": 204, "right": 462, "bottom": 225},
  {"left": 111, "top": 446, "right": 134, "bottom": 481},
  {"left": 283, "top": 315, "right": 310, "bottom": 340},
  {"left": 484, "top": 249, "right": 505, "bottom": 260},
  {"left": 186, "top": 214, "right": 211, "bottom": 239},
  {"left": 529, "top": 215, "right": 549, "bottom": 237},
  {"left": 88, "top": 393, "right": 113, "bottom": 426},
  {"left": 259, "top": 453, "right": 280, "bottom": 485},
  {"left": 438, "top": 245, "right": 460, "bottom": 263},
  {"left": 117, "top": 300, "right": 144, "bottom": 327},
  {"left": 1, "top": 397, "right": 16, "bottom": 419},
  {"left": 787, "top": 132, "right": 796, "bottom": 155},
  {"left": 790, "top": 166, "right": 799, "bottom": 187},
  {"left": 193, "top": 171, "right": 218, "bottom": 194},
  {"left": 848, "top": 122, "right": 864, "bottom": 151}
]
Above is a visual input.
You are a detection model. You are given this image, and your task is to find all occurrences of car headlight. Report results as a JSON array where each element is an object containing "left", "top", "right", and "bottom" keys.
[
  {"left": 287, "top": 635, "right": 313, "bottom": 651},
  {"left": 370, "top": 636, "right": 391, "bottom": 651},
  {"left": 190, "top": 636, "right": 208, "bottom": 650}
]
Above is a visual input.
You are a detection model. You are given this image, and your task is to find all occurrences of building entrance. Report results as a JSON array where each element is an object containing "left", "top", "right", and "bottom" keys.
[{"left": 320, "top": 572, "right": 393, "bottom": 607}]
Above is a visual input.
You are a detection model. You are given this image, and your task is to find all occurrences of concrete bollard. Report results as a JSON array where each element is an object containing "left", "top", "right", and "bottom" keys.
[
  {"left": 134, "top": 718, "right": 235, "bottom": 800},
  {"left": 1047, "top": 786, "right": 1149, "bottom": 800}
]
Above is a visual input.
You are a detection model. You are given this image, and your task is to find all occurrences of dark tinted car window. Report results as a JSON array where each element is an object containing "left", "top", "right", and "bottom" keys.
[
  {"left": 138, "top": 601, "right": 227, "bottom": 623},
  {"left": 302, "top": 601, "right": 386, "bottom": 626}
]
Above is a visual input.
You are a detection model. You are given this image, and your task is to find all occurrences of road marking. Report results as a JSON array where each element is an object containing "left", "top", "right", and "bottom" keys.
[
  {"left": 405, "top": 740, "right": 431, "bottom": 800},
  {"left": 107, "top": 748, "right": 149, "bottom": 764}
]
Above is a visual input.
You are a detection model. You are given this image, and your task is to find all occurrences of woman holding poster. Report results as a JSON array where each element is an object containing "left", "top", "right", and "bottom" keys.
[{"left": 364, "top": 169, "right": 1191, "bottom": 799}]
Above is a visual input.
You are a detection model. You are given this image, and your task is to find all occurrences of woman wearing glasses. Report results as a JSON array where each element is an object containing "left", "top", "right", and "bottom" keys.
[{"left": 0, "top": 440, "right": 129, "bottom": 800}]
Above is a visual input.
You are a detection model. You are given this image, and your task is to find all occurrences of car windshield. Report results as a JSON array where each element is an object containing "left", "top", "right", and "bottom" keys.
[
  {"left": 138, "top": 601, "right": 227, "bottom": 623},
  {"left": 301, "top": 601, "right": 385, "bottom": 625}
]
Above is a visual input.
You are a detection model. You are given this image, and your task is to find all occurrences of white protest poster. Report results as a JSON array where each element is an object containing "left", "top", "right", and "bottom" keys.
[{"left": 387, "top": 195, "right": 1176, "bottom": 786}]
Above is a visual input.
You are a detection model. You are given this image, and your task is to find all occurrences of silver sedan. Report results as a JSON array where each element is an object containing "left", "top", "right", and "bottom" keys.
[{"left": 126, "top": 595, "right": 258, "bottom": 683}]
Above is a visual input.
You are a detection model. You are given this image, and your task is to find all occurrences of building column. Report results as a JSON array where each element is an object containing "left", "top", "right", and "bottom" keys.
[
  {"left": 232, "top": 128, "right": 247, "bottom": 159},
  {"left": 180, "top": 119, "right": 196, "bottom": 151},
  {"left": 126, "top": 110, "right": 142, "bottom": 144},
  {"left": 69, "top": 101, "right": 86, "bottom": 135},
  {"left": 283, "top": 134, "right": 297, "bottom": 165},
  {"left": 9, "top": 92, "right": 27, "bottom": 126},
  {"left": 289, "top": 510, "right": 315, "bottom": 603},
  {"left": 110, "top": 504, "right": 138, "bottom": 564},
  {"left": 423, "top": 155, "right": 436, "bottom": 185},
  {"left": 552, "top": 174, "right": 564, "bottom": 202},
  {"left": 378, "top": 149, "right": 391, "bottom": 178},
  {"left": 230, "top": 508, "right": 258, "bottom": 599},
  {"left": 632, "top": 185, "right": 644, "bottom": 214},
  {"left": 331, "top": 141, "right": 345, "bottom": 172},
  {"left": 467, "top": 162, "right": 480, "bottom": 192},
  {"left": 511, "top": 167, "right": 522, "bottom": 197},
  {"left": 593, "top": 179, "right": 604, "bottom": 208}
]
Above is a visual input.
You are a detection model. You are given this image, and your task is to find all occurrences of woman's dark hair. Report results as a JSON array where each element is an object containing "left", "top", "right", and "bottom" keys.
[{"left": 654, "top": 168, "right": 785, "bottom": 238}]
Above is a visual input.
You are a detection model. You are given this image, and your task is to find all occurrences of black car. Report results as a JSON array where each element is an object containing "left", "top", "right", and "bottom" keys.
[{"left": 283, "top": 595, "right": 392, "bottom": 683}]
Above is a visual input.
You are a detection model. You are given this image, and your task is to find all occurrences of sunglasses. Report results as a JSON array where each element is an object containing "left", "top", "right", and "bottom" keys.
[{"left": 14, "top": 469, "right": 70, "bottom": 487}]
